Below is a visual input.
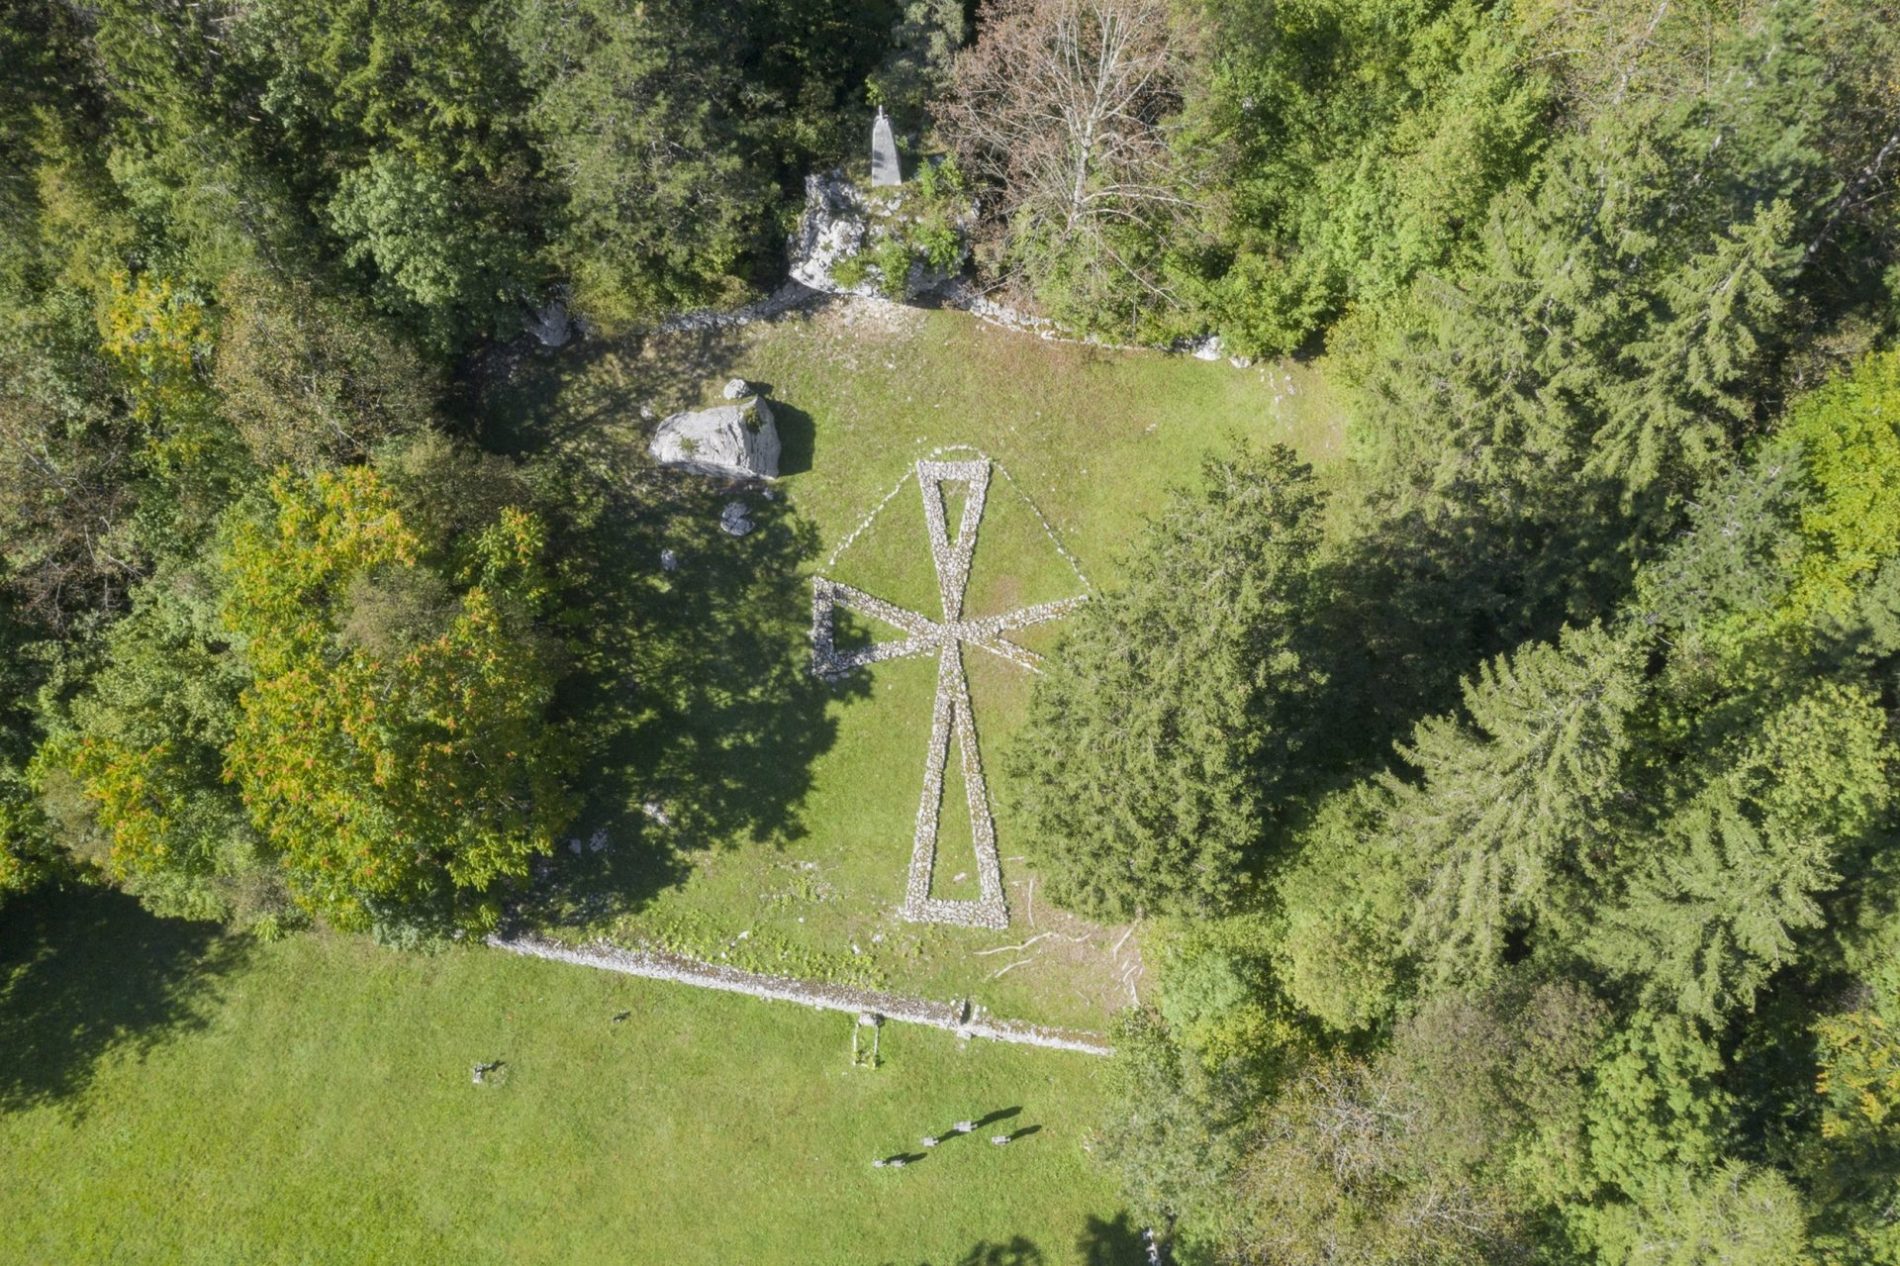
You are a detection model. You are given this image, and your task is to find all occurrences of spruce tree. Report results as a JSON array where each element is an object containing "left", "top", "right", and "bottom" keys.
[
  {"left": 1385, "top": 622, "right": 1643, "bottom": 987},
  {"left": 1008, "top": 445, "right": 1325, "bottom": 919},
  {"left": 1586, "top": 683, "right": 1891, "bottom": 1021}
]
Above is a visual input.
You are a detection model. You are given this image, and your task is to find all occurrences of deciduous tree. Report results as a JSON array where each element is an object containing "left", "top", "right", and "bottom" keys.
[
  {"left": 221, "top": 459, "right": 572, "bottom": 934},
  {"left": 940, "top": 0, "right": 1191, "bottom": 336}
]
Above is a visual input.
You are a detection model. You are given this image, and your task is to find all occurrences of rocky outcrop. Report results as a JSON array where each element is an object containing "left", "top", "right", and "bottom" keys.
[
  {"left": 649, "top": 395, "right": 781, "bottom": 480},
  {"left": 789, "top": 174, "right": 876, "bottom": 296},
  {"left": 788, "top": 172, "right": 969, "bottom": 301}
]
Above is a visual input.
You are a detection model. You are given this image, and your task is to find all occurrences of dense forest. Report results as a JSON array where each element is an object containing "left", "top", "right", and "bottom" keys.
[{"left": 3, "top": 0, "right": 1900, "bottom": 1261}]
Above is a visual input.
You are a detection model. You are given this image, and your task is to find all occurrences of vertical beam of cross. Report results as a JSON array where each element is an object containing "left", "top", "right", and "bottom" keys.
[
  {"left": 919, "top": 459, "right": 988, "bottom": 621},
  {"left": 905, "top": 461, "right": 1005, "bottom": 927}
]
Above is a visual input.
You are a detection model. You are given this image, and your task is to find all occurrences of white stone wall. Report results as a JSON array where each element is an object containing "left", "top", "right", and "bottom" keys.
[{"left": 488, "top": 932, "right": 1113, "bottom": 1056}]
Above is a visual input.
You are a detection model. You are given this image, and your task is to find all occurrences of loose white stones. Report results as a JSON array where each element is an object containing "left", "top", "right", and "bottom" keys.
[{"left": 810, "top": 454, "right": 1087, "bottom": 930}]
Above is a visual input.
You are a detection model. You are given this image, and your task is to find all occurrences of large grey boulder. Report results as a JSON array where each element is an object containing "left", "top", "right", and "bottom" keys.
[{"left": 649, "top": 395, "right": 781, "bottom": 480}]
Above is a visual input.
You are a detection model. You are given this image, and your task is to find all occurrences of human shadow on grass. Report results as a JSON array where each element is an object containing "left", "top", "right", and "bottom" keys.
[
  {"left": 916, "top": 1105, "right": 1023, "bottom": 1141},
  {"left": 501, "top": 332, "right": 871, "bottom": 926},
  {"left": 876, "top": 1150, "right": 930, "bottom": 1168},
  {"left": 0, "top": 883, "right": 248, "bottom": 1116}
]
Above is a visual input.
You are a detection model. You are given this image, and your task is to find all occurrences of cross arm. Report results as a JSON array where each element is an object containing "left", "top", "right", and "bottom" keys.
[{"left": 810, "top": 577, "right": 944, "bottom": 680}]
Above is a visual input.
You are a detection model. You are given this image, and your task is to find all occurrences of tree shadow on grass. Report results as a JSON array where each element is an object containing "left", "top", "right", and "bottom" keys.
[
  {"left": 890, "top": 1219, "right": 1143, "bottom": 1266},
  {"left": 1079, "top": 1213, "right": 1146, "bottom": 1265},
  {"left": 475, "top": 325, "right": 752, "bottom": 461},
  {"left": 497, "top": 327, "right": 871, "bottom": 925},
  {"left": 604, "top": 482, "right": 869, "bottom": 845},
  {"left": 892, "top": 1237, "right": 1046, "bottom": 1266},
  {"left": 0, "top": 883, "right": 248, "bottom": 1116}
]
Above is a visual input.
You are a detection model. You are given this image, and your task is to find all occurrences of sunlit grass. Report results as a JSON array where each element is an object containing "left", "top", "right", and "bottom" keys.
[{"left": 0, "top": 887, "right": 1129, "bottom": 1265}]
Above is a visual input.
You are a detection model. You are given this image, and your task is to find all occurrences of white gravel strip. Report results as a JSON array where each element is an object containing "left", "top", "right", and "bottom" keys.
[
  {"left": 487, "top": 932, "right": 1113, "bottom": 1056},
  {"left": 653, "top": 280, "right": 823, "bottom": 334}
]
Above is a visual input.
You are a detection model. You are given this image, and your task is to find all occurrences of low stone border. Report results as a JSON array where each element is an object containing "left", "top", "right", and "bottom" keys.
[
  {"left": 653, "top": 280, "right": 824, "bottom": 335},
  {"left": 937, "top": 281, "right": 1246, "bottom": 364},
  {"left": 634, "top": 275, "right": 1245, "bottom": 368},
  {"left": 488, "top": 932, "right": 1113, "bottom": 1057}
]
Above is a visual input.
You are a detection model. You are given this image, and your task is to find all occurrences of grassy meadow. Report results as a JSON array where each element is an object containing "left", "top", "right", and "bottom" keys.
[
  {"left": 497, "top": 302, "right": 1349, "bottom": 1030},
  {"left": 0, "top": 885, "right": 1128, "bottom": 1265}
]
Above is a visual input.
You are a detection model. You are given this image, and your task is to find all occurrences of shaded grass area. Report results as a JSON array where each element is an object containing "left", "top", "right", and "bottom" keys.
[
  {"left": 491, "top": 303, "right": 1349, "bottom": 1029},
  {"left": 0, "top": 886, "right": 1125, "bottom": 1265},
  {"left": 0, "top": 883, "right": 246, "bottom": 1114}
]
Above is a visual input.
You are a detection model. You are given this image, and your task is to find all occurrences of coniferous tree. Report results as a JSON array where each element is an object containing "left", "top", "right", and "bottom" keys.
[
  {"left": 510, "top": 0, "right": 770, "bottom": 325},
  {"left": 1009, "top": 444, "right": 1326, "bottom": 918},
  {"left": 1587, "top": 683, "right": 1892, "bottom": 1022},
  {"left": 1595, "top": 199, "right": 1800, "bottom": 493},
  {"left": 1383, "top": 622, "right": 1643, "bottom": 987},
  {"left": 869, "top": 0, "right": 969, "bottom": 134}
]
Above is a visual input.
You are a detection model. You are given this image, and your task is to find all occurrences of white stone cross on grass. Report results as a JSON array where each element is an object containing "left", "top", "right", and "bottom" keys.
[{"left": 810, "top": 458, "right": 1084, "bottom": 929}]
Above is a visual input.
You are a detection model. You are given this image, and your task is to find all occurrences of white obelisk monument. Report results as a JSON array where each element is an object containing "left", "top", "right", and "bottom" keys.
[{"left": 871, "top": 107, "right": 902, "bottom": 188}]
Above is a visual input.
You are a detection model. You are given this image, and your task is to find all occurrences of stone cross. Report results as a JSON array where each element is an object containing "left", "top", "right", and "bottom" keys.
[
  {"left": 871, "top": 107, "right": 902, "bottom": 187},
  {"left": 811, "top": 459, "right": 1083, "bottom": 928}
]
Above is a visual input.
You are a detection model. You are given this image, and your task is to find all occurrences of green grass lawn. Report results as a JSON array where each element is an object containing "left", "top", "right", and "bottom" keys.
[
  {"left": 1, "top": 886, "right": 1130, "bottom": 1265},
  {"left": 498, "top": 302, "right": 1349, "bottom": 1031}
]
